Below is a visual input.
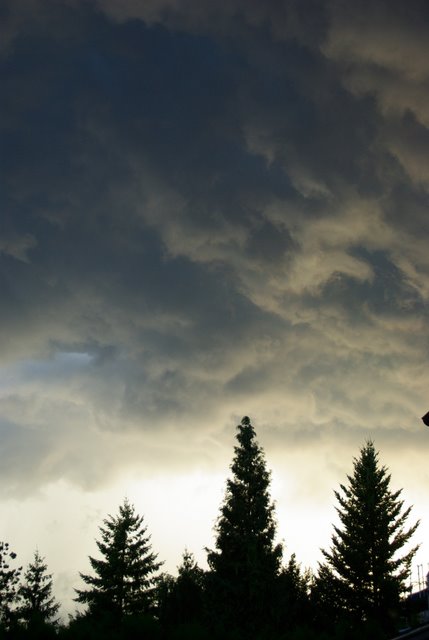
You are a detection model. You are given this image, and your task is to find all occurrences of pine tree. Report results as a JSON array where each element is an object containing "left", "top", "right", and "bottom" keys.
[
  {"left": 75, "top": 499, "right": 162, "bottom": 619},
  {"left": 316, "top": 440, "right": 419, "bottom": 632},
  {"left": 0, "top": 541, "right": 21, "bottom": 629},
  {"left": 206, "top": 416, "right": 282, "bottom": 634},
  {"left": 18, "top": 550, "right": 60, "bottom": 628}
]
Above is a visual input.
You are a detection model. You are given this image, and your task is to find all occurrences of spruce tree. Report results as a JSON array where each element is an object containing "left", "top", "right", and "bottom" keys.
[
  {"left": 75, "top": 499, "right": 162, "bottom": 619},
  {"left": 18, "top": 550, "right": 60, "bottom": 628},
  {"left": 206, "top": 416, "right": 282, "bottom": 634},
  {"left": 0, "top": 541, "right": 21, "bottom": 630},
  {"left": 316, "top": 440, "right": 419, "bottom": 632}
]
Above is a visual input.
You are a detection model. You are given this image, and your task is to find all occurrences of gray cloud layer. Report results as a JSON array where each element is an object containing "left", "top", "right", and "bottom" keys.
[{"left": 1, "top": 0, "right": 429, "bottom": 497}]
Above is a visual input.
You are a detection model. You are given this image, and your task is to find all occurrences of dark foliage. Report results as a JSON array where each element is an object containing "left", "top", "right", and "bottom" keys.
[
  {"left": 57, "top": 610, "right": 162, "bottom": 640},
  {"left": 17, "top": 550, "right": 59, "bottom": 629},
  {"left": 75, "top": 498, "right": 162, "bottom": 620},
  {"left": 273, "top": 554, "right": 312, "bottom": 633},
  {"left": 206, "top": 416, "right": 284, "bottom": 636},
  {"left": 158, "top": 550, "right": 206, "bottom": 630},
  {"left": 0, "top": 542, "right": 22, "bottom": 632},
  {"left": 314, "top": 440, "right": 419, "bottom": 635}
]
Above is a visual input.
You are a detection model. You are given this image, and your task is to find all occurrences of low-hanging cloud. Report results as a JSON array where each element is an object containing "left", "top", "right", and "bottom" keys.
[{"left": 0, "top": 0, "right": 428, "bottom": 505}]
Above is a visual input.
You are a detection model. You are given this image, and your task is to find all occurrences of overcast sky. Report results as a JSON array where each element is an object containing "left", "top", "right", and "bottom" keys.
[{"left": 2, "top": 0, "right": 429, "bottom": 617}]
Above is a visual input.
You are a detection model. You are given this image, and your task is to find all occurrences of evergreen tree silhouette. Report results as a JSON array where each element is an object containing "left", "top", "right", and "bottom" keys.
[
  {"left": 18, "top": 550, "right": 60, "bottom": 628},
  {"left": 175, "top": 549, "right": 205, "bottom": 622},
  {"left": 0, "top": 541, "right": 21, "bottom": 631},
  {"left": 75, "top": 499, "right": 162, "bottom": 620},
  {"left": 314, "top": 440, "right": 419, "bottom": 633},
  {"left": 274, "top": 553, "right": 311, "bottom": 632},
  {"left": 158, "top": 550, "right": 206, "bottom": 631},
  {"left": 206, "top": 416, "right": 282, "bottom": 634}
]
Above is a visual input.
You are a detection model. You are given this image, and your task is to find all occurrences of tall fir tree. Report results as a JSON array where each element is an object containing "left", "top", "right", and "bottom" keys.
[
  {"left": 315, "top": 440, "right": 419, "bottom": 633},
  {"left": 75, "top": 499, "right": 162, "bottom": 620},
  {"left": 206, "top": 416, "right": 283, "bottom": 634},
  {"left": 18, "top": 550, "right": 60, "bottom": 628},
  {"left": 0, "top": 541, "right": 21, "bottom": 630}
]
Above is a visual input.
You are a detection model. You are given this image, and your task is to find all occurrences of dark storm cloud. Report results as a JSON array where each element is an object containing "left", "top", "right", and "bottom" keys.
[{"left": 1, "top": 0, "right": 429, "bottom": 493}]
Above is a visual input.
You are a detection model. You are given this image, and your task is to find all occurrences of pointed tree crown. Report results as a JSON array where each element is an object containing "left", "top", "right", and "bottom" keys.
[
  {"left": 210, "top": 416, "right": 281, "bottom": 561},
  {"left": 18, "top": 550, "right": 60, "bottom": 626},
  {"left": 206, "top": 417, "right": 282, "bottom": 631},
  {"left": 320, "top": 440, "right": 419, "bottom": 626},
  {"left": 75, "top": 498, "right": 162, "bottom": 618}
]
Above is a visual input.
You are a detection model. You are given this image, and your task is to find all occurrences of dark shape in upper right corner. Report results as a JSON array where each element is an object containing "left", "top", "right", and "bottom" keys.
[{"left": 421, "top": 412, "right": 429, "bottom": 426}]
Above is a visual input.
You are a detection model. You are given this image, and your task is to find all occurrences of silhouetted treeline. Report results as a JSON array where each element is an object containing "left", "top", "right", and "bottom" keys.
[{"left": 0, "top": 417, "right": 420, "bottom": 639}]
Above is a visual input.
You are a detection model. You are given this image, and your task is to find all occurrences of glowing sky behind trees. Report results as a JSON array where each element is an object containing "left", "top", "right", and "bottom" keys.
[{"left": 1, "top": 0, "right": 429, "bottom": 616}]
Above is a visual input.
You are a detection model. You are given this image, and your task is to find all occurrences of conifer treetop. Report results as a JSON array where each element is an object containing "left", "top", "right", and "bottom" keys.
[
  {"left": 75, "top": 498, "right": 162, "bottom": 618},
  {"left": 18, "top": 549, "right": 60, "bottom": 626},
  {"left": 319, "top": 439, "right": 419, "bottom": 628},
  {"left": 206, "top": 416, "right": 283, "bottom": 631}
]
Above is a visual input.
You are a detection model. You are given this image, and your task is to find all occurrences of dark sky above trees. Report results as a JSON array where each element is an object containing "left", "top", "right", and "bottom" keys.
[{"left": 1, "top": 0, "right": 429, "bottom": 617}]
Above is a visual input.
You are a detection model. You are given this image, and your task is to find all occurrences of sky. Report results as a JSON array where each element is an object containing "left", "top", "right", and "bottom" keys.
[{"left": 2, "top": 0, "right": 429, "bottom": 617}]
